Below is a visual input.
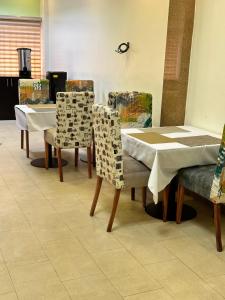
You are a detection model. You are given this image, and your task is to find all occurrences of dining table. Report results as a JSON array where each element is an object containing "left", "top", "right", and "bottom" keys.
[
  {"left": 121, "top": 125, "right": 221, "bottom": 221},
  {"left": 14, "top": 104, "right": 67, "bottom": 168}
]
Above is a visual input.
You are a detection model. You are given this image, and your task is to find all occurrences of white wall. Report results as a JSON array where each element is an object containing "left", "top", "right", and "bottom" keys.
[
  {"left": 185, "top": 0, "right": 225, "bottom": 135},
  {"left": 43, "top": 0, "right": 169, "bottom": 126}
]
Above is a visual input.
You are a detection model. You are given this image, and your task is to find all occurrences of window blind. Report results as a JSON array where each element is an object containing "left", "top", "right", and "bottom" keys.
[{"left": 0, "top": 16, "right": 41, "bottom": 78}]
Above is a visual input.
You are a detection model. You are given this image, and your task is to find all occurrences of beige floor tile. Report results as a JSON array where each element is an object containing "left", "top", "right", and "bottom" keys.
[
  {"left": 0, "top": 209, "right": 29, "bottom": 232},
  {"left": 74, "top": 225, "right": 122, "bottom": 254},
  {"left": 8, "top": 261, "right": 59, "bottom": 289},
  {"left": 16, "top": 281, "right": 71, "bottom": 300},
  {"left": 206, "top": 274, "right": 225, "bottom": 298},
  {"left": 145, "top": 259, "right": 223, "bottom": 299},
  {"left": 109, "top": 266, "right": 161, "bottom": 297},
  {"left": 92, "top": 248, "right": 143, "bottom": 278},
  {"left": 114, "top": 224, "right": 176, "bottom": 265},
  {"left": 44, "top": 238, "right": 101, "bottom": 281},
  {"left": 64, "top": 273, "right": 123, "bottom": 300},
  {"left": 0, "top": 263, "right": 15, "bottom": 295},
  {"left": 0, "top": 230, "right": 47, "bottom": 265},
  {"left": 124, "top": 289, "right": 173, "bottom": 300},
  {"left": 163, "top": 237, "right": 225, "bottom": 279},
  {"left": 0, "top": 293, "right": 18, "bottom": 300}
]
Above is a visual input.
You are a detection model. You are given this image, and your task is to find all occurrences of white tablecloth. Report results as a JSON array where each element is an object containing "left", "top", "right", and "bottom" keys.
[
  {"left": 15, "top": 105, "right": 56, "bottom": 132},
  {"left": 122, "top": 126, "right": 221, "bottom": 203}
]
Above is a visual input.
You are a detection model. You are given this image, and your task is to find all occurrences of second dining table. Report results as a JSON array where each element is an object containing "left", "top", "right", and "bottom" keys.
[
  {"left": 121, "top": 125, "right": 221, "bottom": 221},
  {"left": 15, "top": 104, "right": 67, "bottom": 168}
]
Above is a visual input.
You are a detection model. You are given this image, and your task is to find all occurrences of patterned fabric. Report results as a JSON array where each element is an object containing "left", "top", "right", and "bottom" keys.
[
  {"left": 108, "top": 92, "right": 152, "bottom": 128},
  {"left": 66, "top": 80, "right": 94, "bottom": 92},
  {"left": 210, "top": 125, "right": 225, "bottom": 203},
  {"left": 18, "top": 79, "right": 51, "bottom": 104},
  {"left": 178, "top": 165, "right": 216, "bottom": 200},
  {"left": 93, "top": 104, "right": 125, "bottom": 189},
  {"left": 55, "top": 92, "right": 94, "bottom": 149}
]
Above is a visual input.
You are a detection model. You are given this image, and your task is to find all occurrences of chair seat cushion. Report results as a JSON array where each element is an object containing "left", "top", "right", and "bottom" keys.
[
  {"left": 178, "top": 164, "right": 216, "bottom": 200},
  {"left": 44, "top": 128, "right": 56, "bottom": 146},
  {"left": 123, "top": 155, "right": 150, "bottom": 188}
]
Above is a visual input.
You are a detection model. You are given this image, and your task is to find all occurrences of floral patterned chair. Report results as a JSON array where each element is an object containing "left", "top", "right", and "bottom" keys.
[
  {"left": 44, "top": 92, "right": 94, "bottom": 182},
  {"left": 90, "top": 104, "right": 153, "bottom": 232},
  {"left": 176, "top": 125, "right": 225, "bottom": 251},
  {"left": 108, "top": 91, "right": 152, "bottom": 128},
  {"left": 65, "top": 80, "right": 94, "bottom": 92},
  {"left": 18, "top": 79, "right": 50, "bottom": 158}
]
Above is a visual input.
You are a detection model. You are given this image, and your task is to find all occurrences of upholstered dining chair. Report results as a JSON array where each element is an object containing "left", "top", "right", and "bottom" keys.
[
  {"left": 108, "top": 91, "right": 152, "bottom": 128},
  {"left": 89, "top": 104, "right": 153, "bottom": 232},
  {"left": 18, "top": 79, "right": 50, "bottom": 158},
  {"left": 108, "top": 91, "right": 152, "bottom": 201},
  {"left": 176, "top": 125, "right": 225, "bottom": 251},
  {"left": 65, "top": 80, "right": 94, "bottom": 164},
  {"left": 44, "top": 91, "right": 94, "bottom": 182},
  {"left": 65, "top": 80, "right": 94, "bottom": 92}
]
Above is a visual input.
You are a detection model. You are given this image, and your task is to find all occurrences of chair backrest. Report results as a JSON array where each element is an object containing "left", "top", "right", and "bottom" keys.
[
  {"left": 210, "top": 125, "right": 225, "bottom": 203},
  {"left": 65, "top": 80, "right": 94, "bottom": 92},
  {"left": 93, "top": 104, "right": 124, "bottom": 189},
  {"left": 18, "top": 79, "right": 50, "bottom": 104},
  {"left": 108, "top": 91, "right": 152, "bottom": 128},
  {"left": 55, "top": 92, "right": 94, "bottom": 149}
]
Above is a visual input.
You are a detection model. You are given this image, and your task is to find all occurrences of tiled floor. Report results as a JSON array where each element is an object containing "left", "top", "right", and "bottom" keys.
[{"left": 0, "top": 121, "right": 225, "bottom": 299}]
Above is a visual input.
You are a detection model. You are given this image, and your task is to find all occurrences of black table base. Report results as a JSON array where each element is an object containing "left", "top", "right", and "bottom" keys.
[
  {"left": 31, "top": 144, "right": 68, "bottom": 168},
  {"left": 145, "top": 177, "right": 197, "bottom": 222},
  {"left": 31, "top": 158, "right": 68, "bottom": 168},
  {"left": 145, "top": 201, "right": 197, "bottom": 222}
]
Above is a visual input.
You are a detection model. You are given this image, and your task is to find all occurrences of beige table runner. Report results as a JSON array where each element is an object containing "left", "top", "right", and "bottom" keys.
[
  {"left": 129, "top": 132, "right": 221, "bottom": 146},
  {"left": 175, "top": 135, "right": 221, "bottom": 146},
  {"left": 129, "top": 132, "right": 173, "bottom": 144},
  {"left": 140, "top": 126, "right": 188, "bottom": 134}
]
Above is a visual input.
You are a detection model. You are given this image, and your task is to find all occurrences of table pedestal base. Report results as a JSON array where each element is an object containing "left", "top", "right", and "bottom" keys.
[
  {"left": 31, "top": 158, "right": 68, "bottom": 168},
  {"left": 145, "top": 201, "right": 197, "bottom": 222}
]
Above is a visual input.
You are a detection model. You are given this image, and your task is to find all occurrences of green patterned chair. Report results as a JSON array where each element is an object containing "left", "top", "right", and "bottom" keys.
[
  {"left": 176, "top": 125, "right": 225, "bottom": 251},
  {"left": 18, "top": 79, "right": 50, "bottom": 158},
  {"left": 90, "top": 104, "right": 152, "bottom": 232},
  {"left": 108, "top": 91, "right": 152, "bottom": 128},
  {"left": 65, "top": 80, "right": 94, "bottom": 92},
  {"left": 44, "top": 92, "right": 94, "bottom": 182}
]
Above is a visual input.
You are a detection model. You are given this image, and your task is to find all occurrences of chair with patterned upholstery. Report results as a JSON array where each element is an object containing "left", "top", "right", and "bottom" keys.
[
  {"left": 65, "top": 80, "right": 94, "bottom": 164},
  {"left": 108, "top": 91, "right": 152, "bottom": 201},
  {"left": 108, "top": 91, "right": 152, "bottom": 128},
  {"left": 66, "top": 80, "right": 94, "bottom": 92},
  {"left": 89, "top": 104, "right": 153, "bottom": 232},
  {"left": 18, "top": 79, "right": 50, "bottom": 157},
  {"left": 176, "top": 125, "right": 225, "bottom": 251},
  {"left": 44, "top": 91, "right": 94, "bottom": 182}
]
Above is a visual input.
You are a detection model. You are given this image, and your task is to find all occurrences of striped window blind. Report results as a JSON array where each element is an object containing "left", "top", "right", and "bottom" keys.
[{"left": 0, "top": 16, "right": 41, "bottom": 78}]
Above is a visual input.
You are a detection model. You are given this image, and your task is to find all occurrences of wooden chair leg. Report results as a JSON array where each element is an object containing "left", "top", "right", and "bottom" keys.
[
  {"left": 54, "top": 147, "right": 57, "bottom": 157},
  {"left": 162, "top": 184, "right": 170, "bottom": 222},
  {"left": 90, "top": 176, "right": 103, "bottom": 216},
  {"left": 107, "top": 189, "right": 121, "bottom": 232},
  {"left": 214, "top": 203, "right": 222, "bottom": 252},
  {"left": 57, "top": 148, "right": 63, "bottom": 182},
  {"left": 44, "top": 141, "right": 49, "bottom": 170},
  {"left": 131, "top": 188, "right": 135, "bottom": 201},
  {"left": 142, "top": 187, "right": 147, "bottom": 208},
  {"left": 75, "top": 148, "right": 79, "bottom": 167},
  {"left": 176, "top": 184, "right": 184, "bottom": 224},
  {"left": 25, "top": 130, "right": 29, "bottom": 158},
  {"left": 21, "top": 130, "right": 24, "bottom": 149},
  {"left": 87, "top": 146, "right": 92, "bottom": 178}
]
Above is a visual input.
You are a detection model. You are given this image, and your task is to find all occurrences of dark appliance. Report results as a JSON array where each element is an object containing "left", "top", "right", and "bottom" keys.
[
  {"left": 0, "top": 77, "right": 19, "bottom": 120},
  {"left": 17, "top": 48, "right": 32, "bottom": 78},
  {"left": 46, "top": 71, "right": 67, "bottom": 103}
]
